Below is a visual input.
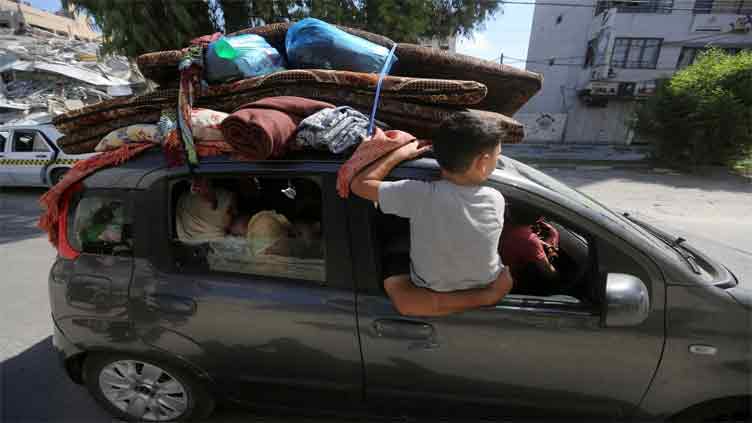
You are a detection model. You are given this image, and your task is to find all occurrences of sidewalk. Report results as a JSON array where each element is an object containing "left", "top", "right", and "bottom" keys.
[{"left": 502, "top": 143, "right": 652, "bottom": 167}]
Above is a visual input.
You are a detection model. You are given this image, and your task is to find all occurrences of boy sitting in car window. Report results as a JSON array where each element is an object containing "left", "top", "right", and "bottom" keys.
[{"left": 351, "top": 113, "right": 514, "bottom": 317}]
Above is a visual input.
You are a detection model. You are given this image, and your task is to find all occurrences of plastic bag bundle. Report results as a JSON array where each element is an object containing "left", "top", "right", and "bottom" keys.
[
  {"left": 285, "top": 18, "right": 397, "bottom": 73},
  {"left": 206, "top": 34, "right": 286, "bottom": 83}
]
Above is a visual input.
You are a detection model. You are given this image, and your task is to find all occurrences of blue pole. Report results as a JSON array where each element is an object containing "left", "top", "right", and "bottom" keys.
[{"left": 367, "top": 44, "right": 397, "bottom": 137}]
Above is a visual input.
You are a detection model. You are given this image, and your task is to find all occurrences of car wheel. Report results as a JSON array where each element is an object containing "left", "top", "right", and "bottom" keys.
[
  {"left": 83, "top": 354, "right": 215, "bottom": 422},
  {"left": 50, "top": 168, "right": 69, "bottom": 186}
]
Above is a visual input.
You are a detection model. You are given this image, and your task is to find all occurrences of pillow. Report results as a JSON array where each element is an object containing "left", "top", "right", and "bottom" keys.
[
  {"left": 95, "top": 124, "right": 161, "bottom": 152},
  {"left": 191, "top": 108, "right": 229, "bottom": 142}
]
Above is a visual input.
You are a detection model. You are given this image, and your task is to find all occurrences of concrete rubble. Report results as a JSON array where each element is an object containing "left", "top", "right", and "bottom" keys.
[{"left": 0, "top": 0, "right": 145, "bottom": 125}]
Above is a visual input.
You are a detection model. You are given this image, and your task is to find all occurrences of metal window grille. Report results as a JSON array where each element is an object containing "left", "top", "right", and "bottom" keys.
[
  {"left": 596, "top": 0, "right": 674, "bottom": 15},
  {"left": 693, "top": 0, "right": 752, "bottom": 14},
  {"left": 611, "top": 38, "right": 662, "bottom": 69}
]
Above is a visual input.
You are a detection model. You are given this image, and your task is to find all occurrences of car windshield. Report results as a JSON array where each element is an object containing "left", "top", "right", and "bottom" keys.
[{"left": 505, "top": 159, "right": 679, "bottom": 253}]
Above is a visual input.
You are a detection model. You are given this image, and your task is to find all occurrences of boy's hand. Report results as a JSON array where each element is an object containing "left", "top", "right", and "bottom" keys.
[{"left": 392, "top": 140, "right": 432, "bottom": 162}]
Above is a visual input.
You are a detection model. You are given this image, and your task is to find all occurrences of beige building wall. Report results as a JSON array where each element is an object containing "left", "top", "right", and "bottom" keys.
[{"left": 0, "top": 0, "right": 99, "bottom": 41}]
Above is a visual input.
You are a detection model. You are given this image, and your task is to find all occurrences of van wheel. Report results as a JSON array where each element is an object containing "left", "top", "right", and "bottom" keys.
[
  {"left": 83, "top": 354, "right": 215, "bottom": 422},
  {"left": 50, "top": 168, "right": 69, "bottom": 186}
]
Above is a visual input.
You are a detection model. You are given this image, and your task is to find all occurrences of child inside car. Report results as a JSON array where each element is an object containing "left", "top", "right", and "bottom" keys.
[
  {"left": 501, "top": 207, "right": 561, "bottom": 296},
  {"left": 350, "top": 112, "right": 514, "bottom": 316}
]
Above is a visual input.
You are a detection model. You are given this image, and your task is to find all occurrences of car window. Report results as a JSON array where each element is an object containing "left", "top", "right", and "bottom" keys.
[
  {"left": 370, "top": 197, "right": 593, "bottom": 306},
  {"left": 69, "top": 195, "right": 133, "bottom": 255},
  {"left": 12, "top": 130, "right": 49, "bottom": 153},
  {"left": 172, "top": 176, "right": 326, "bottom": 283},
  {"left": 506, "top": 159, "right": 679, "bottom": 255},
  {"left": 0, "top": 130, "right": 8, "bottom": 152},
  {"left": 32, "top": 131, "right": 50, "bottom": 151}
]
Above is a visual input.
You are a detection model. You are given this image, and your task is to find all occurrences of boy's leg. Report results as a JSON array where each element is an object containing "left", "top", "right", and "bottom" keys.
[{"left": 383, "top": 268, "right": 514, "bottom": 317}]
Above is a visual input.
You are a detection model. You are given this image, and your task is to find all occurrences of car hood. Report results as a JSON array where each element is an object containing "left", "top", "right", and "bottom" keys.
[{"left": 727, "top": 287, "right": 752, "bottom": 311}]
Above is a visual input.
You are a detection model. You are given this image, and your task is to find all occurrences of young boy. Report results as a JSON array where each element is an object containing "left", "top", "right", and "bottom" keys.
[{"left": 351, "top": 113, "right": 514, "bottom": 317}]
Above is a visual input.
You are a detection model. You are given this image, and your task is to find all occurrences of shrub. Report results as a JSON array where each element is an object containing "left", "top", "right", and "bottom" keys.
[{"left": 633, "top": 49, "right": 752, "bottom": 167}]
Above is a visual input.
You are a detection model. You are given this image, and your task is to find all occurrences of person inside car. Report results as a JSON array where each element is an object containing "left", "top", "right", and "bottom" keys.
[
  {"left": 229, "top": 211, "right": 323, "bottom": 259},
  {"left": 501, "top": 208, "right": 561, "bottom": 296},
  {"left": 350, "top": 113, "right": 514, "bottom": 317},
  {"left": 176, "top": 178, "right": 237, "bottom": 243}
]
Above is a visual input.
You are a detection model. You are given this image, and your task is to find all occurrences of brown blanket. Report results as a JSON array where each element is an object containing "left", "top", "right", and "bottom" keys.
[{"left": 221, "top": 96, "right": 334, "bottom": 160}]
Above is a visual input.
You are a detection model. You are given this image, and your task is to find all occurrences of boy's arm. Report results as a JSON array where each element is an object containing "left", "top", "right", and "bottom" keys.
[
  {"left": 384, "top": 269, "right": 514, "bottom": 317},
  {"left": 350, "top": 140, "right": 431, "bottom": 202}
]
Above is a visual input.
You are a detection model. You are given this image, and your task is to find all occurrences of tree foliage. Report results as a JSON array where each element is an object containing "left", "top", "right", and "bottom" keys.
[
  {"left": 70, "top": 0, "right": 502, "bottom": 57},
  {"left": 69, "top": 0, "right": 216, "bottom": 57},
  {"left": 633, "top": 49, "right": 752, "bottom": 167}
]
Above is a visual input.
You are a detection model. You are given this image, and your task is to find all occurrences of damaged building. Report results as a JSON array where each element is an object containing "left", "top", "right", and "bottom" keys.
[{"left": 0, "top": 0, "right": 144, "bottom": 125}]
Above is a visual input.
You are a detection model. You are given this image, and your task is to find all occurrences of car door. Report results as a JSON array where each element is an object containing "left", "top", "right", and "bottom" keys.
[
  {"left": 130, "top": 169, "right": 364, "bottom": 411},
  {"left": 350, "top": 178, "right": 666, "bottom": 419},
  {"left": 0, "top": 129, "right": 10, "bottom": 185},
  {"left": 5, "top": 129, "right": 53, "bottom": 186}
]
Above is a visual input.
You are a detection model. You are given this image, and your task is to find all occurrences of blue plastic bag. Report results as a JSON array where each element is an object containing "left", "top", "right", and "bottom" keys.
[
  {"left": 285, "top": 18, "right": 397, "bottom": 73},
  {"left": 206, "top": 34, "right": 286, "bottom": 83}
]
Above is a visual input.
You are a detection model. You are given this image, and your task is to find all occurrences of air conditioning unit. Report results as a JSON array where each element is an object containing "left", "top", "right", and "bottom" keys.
[
  {"left": 732, "top": 16, "right": 751, "bottom": 32},
  {"left": 586, "top": 81, "right": 619, "bottom": 96}
]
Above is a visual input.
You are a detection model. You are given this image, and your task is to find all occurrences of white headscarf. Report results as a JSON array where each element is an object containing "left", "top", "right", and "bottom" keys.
[{"left": 176, "top": 188, "right": 234, "bottom": 243}]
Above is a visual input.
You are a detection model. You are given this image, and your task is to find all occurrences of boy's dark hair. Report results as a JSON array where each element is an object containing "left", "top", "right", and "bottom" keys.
[{"left": 432, "top": 112, "right": 502, "bottom": 173}]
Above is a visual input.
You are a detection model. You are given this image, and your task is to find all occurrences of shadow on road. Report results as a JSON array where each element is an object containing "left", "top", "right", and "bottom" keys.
[
  {"left": 0, "top": 337, "right": 359, "bottom": 422},
  {"left": 0, "top": 337, "right": 109, "bottom": 422},
  {"left": 0, "top": 188, "right": 46, "bottom": 246}
]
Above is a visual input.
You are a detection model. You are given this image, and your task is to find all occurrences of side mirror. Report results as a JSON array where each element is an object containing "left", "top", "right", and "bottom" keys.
[{"left": 602, "top": 273, "right": 650, "bottom": 327}]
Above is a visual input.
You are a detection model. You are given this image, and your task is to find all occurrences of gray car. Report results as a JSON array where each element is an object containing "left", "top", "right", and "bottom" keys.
[{"left": 49, "top": 150, "right": 751, "bottom": 421}]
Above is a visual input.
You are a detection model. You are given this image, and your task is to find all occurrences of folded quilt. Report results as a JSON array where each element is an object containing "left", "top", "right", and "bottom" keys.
[{"left": 221, "top": 96, "right": 334, "bottom": 160}]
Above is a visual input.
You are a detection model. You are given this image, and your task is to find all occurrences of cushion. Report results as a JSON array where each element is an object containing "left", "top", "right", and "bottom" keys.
[{"left": 95, "top": 124, "right": 162, "bottom": 152}]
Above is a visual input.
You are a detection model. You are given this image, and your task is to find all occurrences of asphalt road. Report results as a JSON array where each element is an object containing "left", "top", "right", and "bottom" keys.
[{"left": 0, "top": 166, "right": 749, "bottom": 422}]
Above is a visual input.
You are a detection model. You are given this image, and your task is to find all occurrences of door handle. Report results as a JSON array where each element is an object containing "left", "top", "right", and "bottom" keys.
[
  {"left": 373, "top": 318, "right": 434, "bottom": 340},
  {"left": 145, "top": 294, "right": 196, "bottom": 315},
  {"left": 35, "top": 154, "right": 48, "bottom": 158}
]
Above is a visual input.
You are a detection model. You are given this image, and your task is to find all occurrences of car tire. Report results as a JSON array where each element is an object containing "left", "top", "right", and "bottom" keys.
[
  {"left": 50, "top": 168, "right": 69, "bottom": 186},
  {"left": 83, "top": 353, "right": 215, "bottom": 422}
]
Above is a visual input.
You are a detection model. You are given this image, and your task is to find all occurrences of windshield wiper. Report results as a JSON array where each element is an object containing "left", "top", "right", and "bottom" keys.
[{"left": 623, "top": 213, "right": 702, "bottom": 274}]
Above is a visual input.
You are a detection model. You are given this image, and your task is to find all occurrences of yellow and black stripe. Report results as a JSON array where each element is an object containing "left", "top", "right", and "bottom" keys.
[
  {"left": 0, "top": 158, "right": 81, "bottom": 166},
  {"left": 53, "top": 158, "right": 79, "bottom": 165}
]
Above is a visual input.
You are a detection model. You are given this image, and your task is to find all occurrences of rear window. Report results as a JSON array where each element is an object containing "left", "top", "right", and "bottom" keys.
[{"left": 69, "top": 195, "right": 133, "bottom": 255}]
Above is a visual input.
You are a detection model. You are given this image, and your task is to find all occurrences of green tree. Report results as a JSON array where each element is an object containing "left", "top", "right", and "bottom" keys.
[
  {"left": 69, "top": 0, "right": 502, "bottom": 57},
  {"left": 633, "top": 48, "right": 752, "bottom": 168},
  {"left": 69, "top": 0, "right": 217, "bottom": 57}
]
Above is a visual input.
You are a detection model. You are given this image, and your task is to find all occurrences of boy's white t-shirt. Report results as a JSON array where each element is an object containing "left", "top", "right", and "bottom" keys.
[{"left": 378, "top": 179, "right": 505, "bottom": 292}]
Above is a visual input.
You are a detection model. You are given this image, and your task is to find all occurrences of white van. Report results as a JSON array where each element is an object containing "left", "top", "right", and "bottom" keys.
[{"left": 0, "top": 124, "right": 96, "bottom": 187}]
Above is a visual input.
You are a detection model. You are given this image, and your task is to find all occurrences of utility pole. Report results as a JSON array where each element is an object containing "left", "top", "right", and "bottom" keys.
[{"left": 500, "top": 53, "right": 503, "bottom": 65}]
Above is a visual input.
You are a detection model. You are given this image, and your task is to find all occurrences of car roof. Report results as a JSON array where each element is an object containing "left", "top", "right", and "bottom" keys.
[
  {"left": 80, "top": 148, "right": 531, "bottom": 191},
  {"left": 0, "top": 124, "right": 55, "bottom": 131}
]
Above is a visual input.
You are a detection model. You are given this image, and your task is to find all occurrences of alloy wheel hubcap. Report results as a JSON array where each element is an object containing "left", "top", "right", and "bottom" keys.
[{"left": 99, "top": 360, "right": 188, "bottom": 421}]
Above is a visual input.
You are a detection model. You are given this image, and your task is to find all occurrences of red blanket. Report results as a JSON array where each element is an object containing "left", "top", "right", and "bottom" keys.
[
  {"left": 336, "top": 128, "right": 419, "bottom": 198},
  {"left": 221, "top": 96, "right": 334, "bottom": 160}
]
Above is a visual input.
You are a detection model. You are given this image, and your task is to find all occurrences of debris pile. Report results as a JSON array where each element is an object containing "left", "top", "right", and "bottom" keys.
[{"left": 0, "top": 2, "right": 144, "bottom": 125}]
